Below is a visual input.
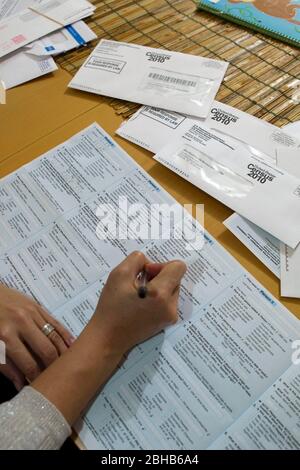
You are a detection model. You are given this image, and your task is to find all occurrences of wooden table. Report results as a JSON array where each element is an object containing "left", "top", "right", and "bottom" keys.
[
  {"left": 1, "top": 66, "right": 300, "bottom": 449},
  {"left": 1, "top": 68, "right": 299, "bottom": 322}
]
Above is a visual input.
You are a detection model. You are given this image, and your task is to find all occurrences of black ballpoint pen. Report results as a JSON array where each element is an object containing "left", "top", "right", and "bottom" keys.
[{"left": 137, "top": 270, "right": 148, "bottom": 299}]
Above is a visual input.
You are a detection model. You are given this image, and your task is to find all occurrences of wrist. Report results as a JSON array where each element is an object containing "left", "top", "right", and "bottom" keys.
[
  {"left": 32, "top": 321, "right": 124, "bottom": 425},
  {"left": 83, "top": 317, "right": 128, "bottom": 360},
  {"left": 79, "top": 327, "right": 121, "bottom": 360}
]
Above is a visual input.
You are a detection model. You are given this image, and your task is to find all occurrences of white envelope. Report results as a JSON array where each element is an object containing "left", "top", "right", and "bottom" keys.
[
  {"left": 224, "top": 122, "right": 300, "bottom": 297},
  {"left": 0, "top": 44, "right": 57, "bottom": 89},
  {"left": 116, "top": 102, "right": 300, "bottom": 165},
  {"left": 154, "top": 123, "right": 300, "bottom": 248},
  {"left": 280, "top": 244, "right": 300, "bottom": 298},
  {"left": 0, "top": 0, "right": 94, "bottom": 58},
  {"left": 224, "top": 213, "right": 281, "bottom": 278},
  {"left": 0, "top": 0, "right": 44, "bottom": 20},
  {"left": 117, "top": 103, "right": 300, "bottom": 293},
  {"left": 1, "top": 0, "right": 26, "bottom": 19},
  {"left": 69, "top": 39, "right": 228, "bottom": 118},
  {"left": 279, "top": 122, "right": 300, "bottom": 298},
  {"left": 25, "top": 20, "right": 96, "bottom": 56},
  {"left": 117, "top": 106, "right": 193, "bottom": 153}
]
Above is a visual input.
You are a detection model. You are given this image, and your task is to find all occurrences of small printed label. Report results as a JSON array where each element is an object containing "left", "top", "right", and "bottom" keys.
[
  {"left": 85, "top": 56, "right": 126, "bottom": 74},
  {"left": 141, "top": 106, "right": 186, "bottom": 129},
  {"left": 210, "top": 107, "right": 239, "bottom": 126},
  {"left": 270, "top": 130, "right": 297, "bottom": 148}
]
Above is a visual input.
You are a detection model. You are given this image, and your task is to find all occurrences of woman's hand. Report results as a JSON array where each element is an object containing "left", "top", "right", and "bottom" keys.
[
  {"left": 32, "top": 251, "right": 186, "bottom": 425},
  {"left": 87, "top": 251, "right": 187, "bottom": 358},
  {"left": 0, "top": 285, "right": 74, "bottom": 390}
]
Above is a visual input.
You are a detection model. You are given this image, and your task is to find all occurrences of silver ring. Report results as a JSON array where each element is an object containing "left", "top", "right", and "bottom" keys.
[{"left": 41, "top": 323, "right": 55, "bottom": 337}]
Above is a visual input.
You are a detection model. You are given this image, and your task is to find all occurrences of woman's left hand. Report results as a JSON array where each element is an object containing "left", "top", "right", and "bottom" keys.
[{"left": 0, "top": 285, "right": 74, "bottom": 391}]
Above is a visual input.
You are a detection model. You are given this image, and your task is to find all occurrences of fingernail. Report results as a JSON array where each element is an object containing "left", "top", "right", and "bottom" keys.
[{"left": 67, "top": 337, "right": 76, "bottom": 347}]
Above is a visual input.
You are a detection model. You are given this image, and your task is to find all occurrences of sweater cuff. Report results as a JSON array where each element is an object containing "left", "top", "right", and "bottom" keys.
[{"left": 1, "top": 386, "right": 71, "bottom": 450}]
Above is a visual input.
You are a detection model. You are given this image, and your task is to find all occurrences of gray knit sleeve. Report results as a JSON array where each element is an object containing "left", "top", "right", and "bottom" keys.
[{"left": 0, "top": 386, "right": 71, "bottom": 449}]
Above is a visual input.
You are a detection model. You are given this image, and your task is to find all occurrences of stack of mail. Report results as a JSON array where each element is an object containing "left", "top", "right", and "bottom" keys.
[
  {"left": 116, "top": 103, "right": 300, "bottom": 299},
  {"left": 0, "top": 0, "right": 96, "bottom": 89}
]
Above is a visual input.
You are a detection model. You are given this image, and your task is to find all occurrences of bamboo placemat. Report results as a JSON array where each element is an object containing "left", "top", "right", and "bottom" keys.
[{"left": 57, "top": 0, "right": 300, "bottom": 126}]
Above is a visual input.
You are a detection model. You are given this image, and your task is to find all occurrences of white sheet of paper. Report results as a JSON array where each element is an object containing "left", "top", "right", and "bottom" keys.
[
  {"left": 223, "top": 122, "right": 300, "bottom": 297},
  {"left": 209, "top": 364, "right": 300, "bottom": 450},
  {"left": 284, "top": 121, "right": 300, "bottom": 137},
  {"left": 280, "top": 243, "right": 300, "bottom": 298},
  {"left": 154, "top": 123, "right": 300, "bottom": 248},
  {"left": 69, "top": 39, "right": 228, "bottom": 118},
  {"left": 116, "top": 102, "right": 300, "bottom": 165},
  {"left": 224, "top": 213, "right": 280, "bottom": 278},
  {"left": 0, "top": 42, "right": 57, "bottom": 89},
  {"left": 117, "top": 106, "right": 193, "bottom": 153},
  {"left": 1, "top": 123, "right": 300, "bottom": 450},
  {"left": 279, "top": 122, "right": 300, "bottom": 298},
  {"left": 0, "top": 0, "right": 51, "bottom": 20},
  {"left": 25, "top": 20, "right": 96, "bottom": 56},
  {"left": 0, "top": 0, "right": 94, "bottom": 58}
]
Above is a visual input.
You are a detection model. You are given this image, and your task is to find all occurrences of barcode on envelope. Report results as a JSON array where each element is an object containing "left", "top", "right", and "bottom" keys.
[{"left": 148, "top": 72, "right": 197, "bottom": 88}]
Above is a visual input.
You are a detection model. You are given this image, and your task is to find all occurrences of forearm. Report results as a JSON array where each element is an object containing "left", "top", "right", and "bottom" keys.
[
  {"left": 32, "top": 321, "right": 123, "bottom": 425},
  {"left": 0, "top": 321, "right": 122, "bottom": 449}
]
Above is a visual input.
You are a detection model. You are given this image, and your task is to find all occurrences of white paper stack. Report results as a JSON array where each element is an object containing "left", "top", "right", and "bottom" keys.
[
  {"left": 0, "top": 46, "right": 58, "bottom": 89},
  {"left": 0, "top": 0, "right": 95, "bottom": 57},
  {"left": 0, "top": 0, "right": 96, "bottom": 89}
]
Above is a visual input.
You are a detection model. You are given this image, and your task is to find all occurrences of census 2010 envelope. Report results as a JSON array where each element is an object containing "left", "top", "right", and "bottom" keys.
[
  {"left": 154, "top": 123, "right": 300, "bottom": 249},
  {"left": 69, "top": 40, "right": 228, "bottom": 118},
  {"left": 117, "top": 102, "right": 300, "bottom": 164}
]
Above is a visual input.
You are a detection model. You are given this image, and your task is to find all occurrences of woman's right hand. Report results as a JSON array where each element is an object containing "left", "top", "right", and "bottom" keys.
[
  {"left": 32, "top": 251, "right": 187, "bottom": 425},
  {"left": 88, "top": 251, "right": 187, "bottom": 358}
]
